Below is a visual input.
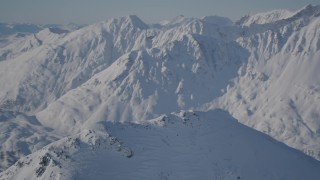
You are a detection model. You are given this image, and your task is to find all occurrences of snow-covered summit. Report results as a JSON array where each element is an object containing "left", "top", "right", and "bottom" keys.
[
  {"left": 290, "top": 4, "right": 320, "bottom": 19},
  {"left": 99, "top": 15, "right": 149, "bottom": 32},
  {"left": 236, "top": 9, "right": 294, "bottom": 26},
  {"left": 201, "top": 16, "right": 233, "bottom": 26},
  {"left": 237, "top": 4, "right": 320, "bottom": 27},
  {"left": 1, "top": 4, "right": 320, "bottom": 177}
]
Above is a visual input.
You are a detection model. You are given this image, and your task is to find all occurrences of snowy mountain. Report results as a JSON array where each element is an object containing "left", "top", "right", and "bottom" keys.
[
  {"left": 1, "top": 110, "right": 320, "bottom": 180},
  {"left": 213, "top": 4, "right": 320, "bottom": 160},
  {"left": 0, "top": 4, "right": 320, "bottom": 178},
  {"left": 0, "top": 110, "right": 60, "bottom": 172},
  {"left": 0, "top": 23, "right": 42, "bottom": 37},
  {"left": 236, "top": 9, "right": 294, "bottom": 26},
  {"left": 0, "top": 22, "right": 82, "bottom": 37}
]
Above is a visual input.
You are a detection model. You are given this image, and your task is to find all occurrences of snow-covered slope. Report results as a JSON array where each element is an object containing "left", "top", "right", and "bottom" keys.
[
  {"left": 1, "top": 4, "right": 320, "bottom": 176},
  {"left": 236, "top": 9, "right": 294, "bottom": 26},
  {"left": 34, "top": 4, "right": 320, "bottom": 159},
  {"left": 36, "top": 34, "right": 247, "bottom": 133},
  {"left": 212, "top": 4, "right": 320, "bottom": 160},
  {"left": 1, "top": 110, "right": 320, "bottom": 180},
  {"left": 0, "top": 110, "right": 60, "bottom": 172},
  {"left": 0, "top": 16, "right": 150, "bottom": 113},
  {"left": 236, "top": 4, "right": 320, "bottom": 27}
]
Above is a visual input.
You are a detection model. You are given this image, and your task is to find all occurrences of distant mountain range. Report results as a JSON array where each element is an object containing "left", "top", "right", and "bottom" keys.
[{"left": 0, "top": 22, "right": 83, "bottom": 37}]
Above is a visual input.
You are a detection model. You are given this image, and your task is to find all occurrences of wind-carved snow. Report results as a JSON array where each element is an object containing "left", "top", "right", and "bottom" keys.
[{"left": 1, "top": 4, "right": 320, "bottom": 176}]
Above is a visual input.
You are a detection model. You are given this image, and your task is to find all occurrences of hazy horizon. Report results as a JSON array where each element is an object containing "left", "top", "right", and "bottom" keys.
[{"left": 1, "top": 0, "right": 319, "bottom": 25}]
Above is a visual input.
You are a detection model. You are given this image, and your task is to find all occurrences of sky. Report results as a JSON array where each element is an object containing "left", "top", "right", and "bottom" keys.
[{"left": 0, "top": 0, "right": 319, "bottom": 25}]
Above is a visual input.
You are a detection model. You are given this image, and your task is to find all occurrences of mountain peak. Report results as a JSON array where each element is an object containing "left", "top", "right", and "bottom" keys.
[
  {"left": 86, "top": 15, "right": 149, "bottom": 35},
  {"left": 291, "top": 4, "right": 320, "bottom": 18},
  {"left": 121, "top": 15, "right": 149, "bottom": 29},
  {"left": 236, "top": 9, "right": 294, "bottom": 26},
  {"left": 201, "top": 16, "right": 233, "bottom": 26},
  {"left": 1, "top": 4, "right": 320, "bottom": 177}
]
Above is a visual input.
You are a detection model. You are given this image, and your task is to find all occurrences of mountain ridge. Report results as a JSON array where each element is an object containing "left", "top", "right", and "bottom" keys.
[
  {"left": 0, "top": 4, "right": 320, "bottom": 176},
  {"left": 2, "top": 110, "right": 320, "bottom": 180}
]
